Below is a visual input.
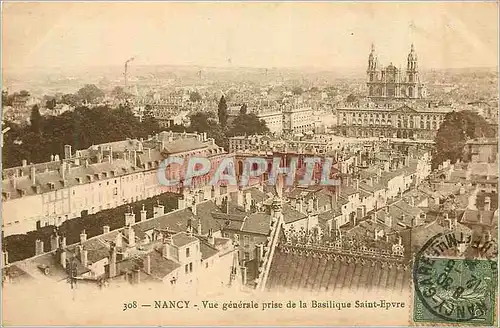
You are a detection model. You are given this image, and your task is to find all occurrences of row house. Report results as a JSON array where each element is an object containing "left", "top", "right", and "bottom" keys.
[{"left": 2, "top": 132, "right": 229, "bottom": 237}]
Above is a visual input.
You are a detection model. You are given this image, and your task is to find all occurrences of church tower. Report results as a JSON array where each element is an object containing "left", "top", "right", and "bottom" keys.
[
  {"left": 367, "top": 43, "right": 378, "bottom": 97},
  {"left": 406, "top": 44, "right": 419, "bottom": 98}
]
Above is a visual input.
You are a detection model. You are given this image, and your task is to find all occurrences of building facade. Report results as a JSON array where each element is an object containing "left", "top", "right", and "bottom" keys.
[{"left": 367, "top": 44, "right": 427, "bottom": 100}]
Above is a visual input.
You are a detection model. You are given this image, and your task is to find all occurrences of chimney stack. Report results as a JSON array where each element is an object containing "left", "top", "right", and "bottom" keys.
[
  {"left": 140, "top": 204, "right": 147, "bottom": 222},
  {"left": 244, "top": 192, "right": 252, "bottom": 212},
  {"left": 30, "top": 166, "right": 36, "bottom": 185},
  {"left": 103, "top": 225, "right": 110, "bottom": 234},
  {"left": 125, "top": 208, "right": 135, "bottom": 225},
  {"left": 35, "top": 239, "right": 44, "bottom": 255},
  {"left": 237, "top": 188, "right": 244, "bottom": 207},
  {"left": 153, "top": 203, "right": 165, "bottom": 218},
  {"left": 60, "top": 250, "right": 67, "bottom": 269},
  {"left": 109, "top": 245, "right": 117, "bottom": 278},
  {"left": 144, "top": 255, "right": 151, "bottom": 275},
  {"left": 50, "top": 231, "right": 60, "bottom": 251},
  {"left": 208, "top": 229, "right": 215, "bottom": 246},
  {"left": 60, "top": 236, "right": 67, "bottom": 248},
  {"left": 197, "top": 220, "right": 202, "bottom": 235},
  {"left": 80, "top": 230, "right": 87, "bottom": 243},
  {"left": 484, "top": 196, "right": 491, "bottom": 211},
  {"left": 22, "top": 159, "right": 27, "bottom": 167},
  {"left": 80, "top": 246, "right": 88, "bottom": 267}
]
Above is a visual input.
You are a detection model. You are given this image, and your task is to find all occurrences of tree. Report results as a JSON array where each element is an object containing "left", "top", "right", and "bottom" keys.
[
  {"left": 46, "top": 98, "right": 56, "bottom": 110},
  {"left": 346, "top": 94, "right": 357, "bottom": 103},
  {"left": 189, "top": 91, "right": 202, "bottom": 102},
  {"left": 432, "top": 110, "right": 495, "bottom": 169},
  {"left": 76, "top": 84, "right": 105, "bottom": 104},
  {"left": 292, "top": 86, "right": 303, "bottom": 95},
  {"left": 228, "top": 113, "right": 270, "bottom": 137},
  {"left": 240, "top": 103, "right": 248, "bottom": 115},
  {"left": 30, "top": 104, "right": 42, "bottom": 134},
  {"left": 61, "top": 93, "right": 81, "bottom": 107},
  {"left": 217, "top": 95, "right": 228, "bottom": 128}
]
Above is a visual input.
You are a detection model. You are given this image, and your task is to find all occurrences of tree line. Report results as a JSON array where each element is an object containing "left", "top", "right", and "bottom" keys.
[
  {"left": 166, "top": 95, "right": 270, "bottom": 150},
  {"left": 432, "top": 110, "right": 496, "bottom": 169},
  {"left": 2, "top": 104, "right": 160, "bottom": 168}
]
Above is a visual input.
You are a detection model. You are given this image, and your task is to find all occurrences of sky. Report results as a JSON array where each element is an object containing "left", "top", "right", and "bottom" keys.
[{"left": 2, "top": 2, "right": 499, "bottom": 71}]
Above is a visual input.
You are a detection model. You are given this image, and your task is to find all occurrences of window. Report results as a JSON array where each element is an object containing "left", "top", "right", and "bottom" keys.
[
  {"left": 244, "top": 252, "right": 250, "bottom": 261},
  {"left": 243, "top": 235, "right": 249, "bottom": 246},
  {"left": 185, "top": 264, "right": 189, "bottom": 274},
  {"left": 189, "top": 262, "right": 193, "bottom": 273},
  {"left": 186, "top": 247, "right": 190, "bottom": 258}
]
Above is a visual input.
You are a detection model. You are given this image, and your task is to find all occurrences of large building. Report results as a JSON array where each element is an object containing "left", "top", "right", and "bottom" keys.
[
  {"left": 1, "top": 132, "right": 229, "bottom": 237},
  {"left": 367, "top": 44, "right": 427, "bottom": 100},
  {"left": 336, "top": 44, "right": 452, "bottom": 140}
]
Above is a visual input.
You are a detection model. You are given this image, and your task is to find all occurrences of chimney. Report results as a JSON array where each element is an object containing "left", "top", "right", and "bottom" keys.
[
  {"left": 244, "top": 192, "right": 252, "bottom": 212},
  {"left": 191, "top": 201, "right": 197, "bottom": 216},
  {"left": 30, "top": 166, "right": 36, "bottom": 185},
  {"left": 109, "top": 245, "right": 117, "bottom": 278},
  {"left": 307, "top": 198, "right": 314, "bottom": 213},
  {"left": 410, "top": 196, "right": 416, "bottom": 207},
  {"left": 64, "top": 145, "right": 72, "bottom": 159},
  {"left": 401, "top": 214, "right": 406, "bottom": 226},
  {"left": 126, "top": 226, "right": 136, "bottom": 247},
  {"left": 103, "top": 225, "right": 110, "bottom": 234},
  {"left": 237, "top": 188, "right": 244, "bottom": 207},
  {"left": 208, "top": 229, "right": 215, "bottom": 245},
  {"left": 35, "top": 239, "right": 44, "bottom": 255},
  {"left": 153, "top": 203, "right": 165, "bottom": 218},
  {"left": 484, "top": 196, "right": 491, "bottom": 211},
  {"left": 60, "top": 250, "right": 66, "bottom": 269},
  {"left": 80, "top": 246, "right": 88, "bottom": 267},
  {"left": 196, "top": 219, "right": 202, "bottom": 235},
  {"left": 60, "top": 162, "right": 66, "bottom": 180},
  {"left": 50, "top": 232, "right": 60, "bottom": 251},
  {"left": 60, "top": 236, "right": 67, "bottom": 248},
  {"left": 125, "top": 208, "right": 135, "bottom": 225},
  {"left": 140, "top": 204, "right": 147, "bottom": 221},
  {"left": 80, "top": 230, "right": 87, "bottom": 243},
  {"left": 178, "top": 197, "right": 186, "bottom": 210},
  {"left": 22, "top": 159, "right": 27, "bottom": 167},
  {"left": 144, "top": 255, "right": 151, "bottom": 275},
  {"left": 2, "top": 251, "right": 9, "bottom": 267}
]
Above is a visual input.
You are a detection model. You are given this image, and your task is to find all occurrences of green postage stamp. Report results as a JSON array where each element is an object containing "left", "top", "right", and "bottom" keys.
[{"left": 413, "top": 231, "right": 498, "bottom": 325}]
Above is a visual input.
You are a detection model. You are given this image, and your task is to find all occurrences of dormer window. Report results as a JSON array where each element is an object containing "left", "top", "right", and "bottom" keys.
[
  {"left": 102, "top": 172, "right": 108, "bottom": 178},
  {"left": 48, "top": 182, "right": 56, "bottom": 190},
  {"left": 94, "top": 173, "right": 100, "bottom": 180},
  {"left": 76, "top": 177, "right": 82, "bottom": 184},
  {"left": 87, "top": 174, "right": 93, "bottom": 182},
  {"left": 17, "top": 188, "right": 26, "bottom": 196}
]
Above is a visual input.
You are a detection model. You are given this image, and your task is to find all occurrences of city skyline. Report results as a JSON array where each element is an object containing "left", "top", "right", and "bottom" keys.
[{"left": 2, "top": 2, "right": 498, "bottom": 73}]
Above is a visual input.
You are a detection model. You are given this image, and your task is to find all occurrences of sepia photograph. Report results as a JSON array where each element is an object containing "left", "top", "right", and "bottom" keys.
[{"left": 1, "top": 1, "right": 498, "bottom": 326}]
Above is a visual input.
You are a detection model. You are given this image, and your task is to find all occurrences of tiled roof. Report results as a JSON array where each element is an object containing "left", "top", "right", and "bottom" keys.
[
  {"left": 241, "top": 213, "right": 271, "bottom": 235},
  {"left": 172, "top": 232, "right": 198, "bottom": 247},
  {"left": 460, "top": 210, "right": 497, "bottom": 227},
  {"left": 282, "top": 203, "right": 307, "bottom": 224},
  {"left": 266, "top": 247, "right": 410, "bottom": 293},
  {"left": 147, "top": 250, "right": 181, "bottom": 279}
]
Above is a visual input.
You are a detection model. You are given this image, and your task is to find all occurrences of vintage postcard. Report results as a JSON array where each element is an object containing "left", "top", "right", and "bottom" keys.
[{"left": 1, "top": 1, "right": 498, "bottom": 326}]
